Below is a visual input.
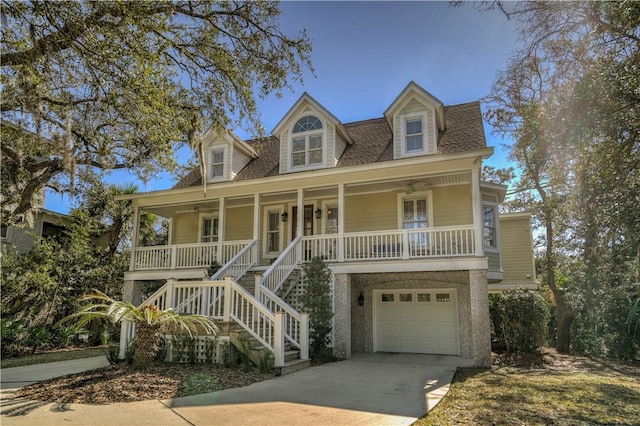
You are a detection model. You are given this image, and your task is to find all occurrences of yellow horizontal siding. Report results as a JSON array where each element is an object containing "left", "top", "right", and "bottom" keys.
[
  {"left": 432, "top": 185, "right": 472, "bottom": 226},
  {"left": 500, "top": 217, "right": 535, "bottom": 284},
  {"left": 345, "top": 193, "right": 397, "bottom": 232},
  {"left": 172, "top": 212, "right": 199, "bottom": 244},
  {"left": 225, "top": 206, "right": 253, "bottom": 240}
]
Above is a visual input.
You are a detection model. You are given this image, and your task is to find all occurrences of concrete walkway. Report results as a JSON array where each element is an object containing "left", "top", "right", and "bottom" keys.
[
  {"left": 1, "top": 353, "right": 472, "bottom": 426},
  {"left": 1, "top": 356, "right": 111, "bottom": 390}
]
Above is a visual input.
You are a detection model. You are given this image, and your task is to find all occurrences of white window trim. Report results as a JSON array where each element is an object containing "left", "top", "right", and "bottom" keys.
[
  {"left": 207, "top": 145, "right": 228, "bottom": 182},
  {"left": 482, "top": 202, "right": 500, "bottom": 252},
  {"left": 198, "top": 213, "right": 219, "bottom": 243},
  {"left": 289, "top": 115, "right": 326, "bottom": 171},
  {"left": 263, "top": 204, "right": 285, "bottom": 257},
  {"left": 396, "top": 191, "right": 434, "bottom": 229},
  {"left": 399, "top": 111, "right": 433, "bottom": 158}
]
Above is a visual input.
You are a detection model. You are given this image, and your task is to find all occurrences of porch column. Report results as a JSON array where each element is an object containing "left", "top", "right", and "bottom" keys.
[
  {"left": 123, "top": 280, "right": 142, "bottom": 305},
  {"left": 332, "top": 273, "right": 351, "bottom": 359},
  {"left": 296, "top": 188, "right": 304, "bottom": 237},
  {"left": 338, "top": 183, "right": 345, "bottom": 262},
  {"left": 469, "top": 269, "right": 491, "bottom": 367},
  {"left": 129, "top": 207, "right": 141, "bottom": 271},
  {"left": 253, "top": 193, "right": 260, "bottom": 242},
  {"left": 217, "top": 197, "right": 226, "bottom": 263},
  {"left": 471, "top": 168, "right": 484, "bottom": 256}
]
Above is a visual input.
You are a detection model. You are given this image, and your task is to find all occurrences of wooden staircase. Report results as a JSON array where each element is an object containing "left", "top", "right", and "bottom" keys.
[{"left": 218, "top": 320, "right": 310, "bottom": 376}]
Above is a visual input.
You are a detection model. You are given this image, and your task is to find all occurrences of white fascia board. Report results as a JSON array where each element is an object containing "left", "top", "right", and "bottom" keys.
[
  {"left": 124, "top": 269, "right": 208, "bottom": 281},
  {"left": 115, "top": 147, "right": 494, "bottom": 203},
  {"left": 383, "top": 81, "right": 446, "bottom": 130},
  {"left": 328, "top": 257, "right": 488, "bottom": 274},
  {"left": 500, "top": 212, "right": 533, "bottom": 220}
]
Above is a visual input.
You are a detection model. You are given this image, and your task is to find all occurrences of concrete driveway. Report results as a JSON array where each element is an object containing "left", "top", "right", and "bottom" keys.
[
  {"left": 168, "top": 353, "right": 473, "bottom": 425},
  {"left": 1, "top": 353, "right": 472, "bottom": 425}
]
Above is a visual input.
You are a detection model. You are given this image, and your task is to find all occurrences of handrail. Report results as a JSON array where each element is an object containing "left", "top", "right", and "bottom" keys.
[
  {"left": 211, "top": 240, "right": 257, "bottom": 280},
  {"left": 228, "top": 280, "right": 276, "bottom": 351},
  {"left": 259, "top": 286, "right": 303, "bottom": 350},
  {"left": 261, "top": 235, "right": 302, "bottom": 293}
]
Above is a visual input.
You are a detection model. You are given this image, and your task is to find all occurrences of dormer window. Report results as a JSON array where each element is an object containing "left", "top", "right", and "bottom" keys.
[
  {"left": 405, "top": 118, "right": 424, "bottom": 152},
  {"left": 398, "top": 110, "right": 433, "bottom": 157},
  {"left": 291, "top": 115, "right": 324, "bottom": 168},
  {"left": 210, "top": 148, "right": 225, "bottom": 179}
]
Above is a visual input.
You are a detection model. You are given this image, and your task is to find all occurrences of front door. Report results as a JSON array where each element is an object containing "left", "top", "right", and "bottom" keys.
[{"left": 292, "top": 205, "right": 314, "bottom": 240}]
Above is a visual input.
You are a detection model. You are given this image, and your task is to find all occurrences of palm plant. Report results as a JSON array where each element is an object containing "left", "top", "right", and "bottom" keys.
[{"left": 61, "top": 290, "right": 217, "bottom": 368}]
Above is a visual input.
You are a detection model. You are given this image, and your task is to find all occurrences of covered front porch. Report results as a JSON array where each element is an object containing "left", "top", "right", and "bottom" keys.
[{"left": 127, "top": 169, "right": 488, "bottom": 274}]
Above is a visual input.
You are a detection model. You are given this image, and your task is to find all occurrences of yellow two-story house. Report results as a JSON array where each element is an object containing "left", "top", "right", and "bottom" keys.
[{"left": 118, "top": 82, "right": 535, "bottom": 369}]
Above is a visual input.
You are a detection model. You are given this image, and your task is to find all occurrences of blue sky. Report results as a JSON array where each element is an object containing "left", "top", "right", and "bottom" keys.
[{"left": 45, "top": 1, "right": 520, "bottom": 213}]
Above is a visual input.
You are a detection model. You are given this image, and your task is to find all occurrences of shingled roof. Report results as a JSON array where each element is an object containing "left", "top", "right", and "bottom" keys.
[{"left": 174, "top": 101, "right": 486, "bottom": 189}]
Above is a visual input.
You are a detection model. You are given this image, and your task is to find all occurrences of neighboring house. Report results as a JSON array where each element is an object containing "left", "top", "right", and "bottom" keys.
[
  {"left": 1, "top": 208, "right": 71, "bottom": 253},
  {"left": 118, "top": 81, "right": 535, "bottom": 369}
]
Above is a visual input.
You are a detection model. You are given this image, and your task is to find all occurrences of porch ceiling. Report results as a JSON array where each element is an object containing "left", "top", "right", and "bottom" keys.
[
  {"left": 344, "top": 171, "right": 470, "bottom": 195},
  {"left": 141, "top": 171, "right": 471, "bottom": 216}
]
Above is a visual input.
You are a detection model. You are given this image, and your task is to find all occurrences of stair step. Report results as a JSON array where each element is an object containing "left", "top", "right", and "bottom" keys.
[
  {"left": 284, "top": 349, "right": 299, "bottom": 362},
  {"left": 276, "top": 358, "right": 311, "bottom": 376}
]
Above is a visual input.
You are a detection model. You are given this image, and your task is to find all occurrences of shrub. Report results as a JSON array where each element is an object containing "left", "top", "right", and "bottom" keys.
[
  {"left": 495, "top": 288, "right": 550, "bottom": 353},
  {"left": 301, "top": 256, "right": 333, "bottom": 362}
]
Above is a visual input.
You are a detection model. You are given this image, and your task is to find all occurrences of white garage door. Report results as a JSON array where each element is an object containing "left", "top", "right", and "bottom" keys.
[{"left": 374, "top": 289, "right": 458, "bottom": 355}]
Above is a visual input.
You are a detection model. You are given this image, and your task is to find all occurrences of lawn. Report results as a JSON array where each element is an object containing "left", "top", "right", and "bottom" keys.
[
  {"left": 417, "top": 350, "right": 640, "bottom": 426},
  {"left": 0, "top": 347, "right": 109, "bottom": 369}
]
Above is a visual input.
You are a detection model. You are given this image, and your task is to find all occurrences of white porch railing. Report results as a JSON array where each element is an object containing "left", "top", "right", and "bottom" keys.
[
  {"left": 261, "top": 236, "right": 302, "bottom": 294},
  {"left": 302, "top": 234, "right": 339, "bottom": 262},
  {"left": 131, "top": 240, "right": 253, "bottom": 271},
  {"left": 301, "top": 225, "right": 477, "bottom": 262},
  {"left": 119, "top": 277, "right": 308, "bottom": 367}
]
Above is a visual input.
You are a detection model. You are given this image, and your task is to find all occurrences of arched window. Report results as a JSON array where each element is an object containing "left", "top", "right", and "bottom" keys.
[
  {"left": 291, "top": 116, "right": 323, "bottom": 168},
  {"left": 293, "top": 116, "right": 322, "bottom": 133}
]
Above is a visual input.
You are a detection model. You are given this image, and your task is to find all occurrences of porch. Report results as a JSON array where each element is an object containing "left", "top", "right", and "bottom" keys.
[{"left": 130, "top": 225, "right": 477, "bottom": 272}]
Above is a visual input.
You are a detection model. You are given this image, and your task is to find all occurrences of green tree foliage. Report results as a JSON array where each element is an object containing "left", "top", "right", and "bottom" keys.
[
  {"left": 477, "top": 1, "right": 640, "bottom": 358},
  {"left": 1, "top": 1, "right": 312, "bottom": 225},
  {"left": 494, "top": 288, "right": 550, "bottom": 354},
  {"left": 0, "top": 183, "right": 156, "bottom": 354},
  {"left": 300, "top": 257, "right": 333, "bottom": 362},
  {"left": 61, "top": 290, "right": 217, "bottom": 368}
]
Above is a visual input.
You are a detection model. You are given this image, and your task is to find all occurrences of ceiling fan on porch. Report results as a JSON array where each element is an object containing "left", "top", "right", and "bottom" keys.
[{"left": 404, "top": 181, "right": 428, "bottom": 194}]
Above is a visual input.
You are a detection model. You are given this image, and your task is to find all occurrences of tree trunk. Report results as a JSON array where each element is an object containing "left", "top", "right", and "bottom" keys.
[
  {"left": 133, "top": 322, "right": 163, "bottom": 369},
  {"left": 543, "top": 208, "right": 574, "bottom": 353}
]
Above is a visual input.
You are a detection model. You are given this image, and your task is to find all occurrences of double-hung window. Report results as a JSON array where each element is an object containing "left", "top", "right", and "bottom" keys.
[
  {"left": 291, "top": 116, "right": 323, "bottom": 168},
  {"left": 266, "top": 210, "right": 280, "bottom": 253},
  {"left": 403, "top": 198, "right": 428, "bottom": 229},
  {"left": 201, "top": 217, "right": 219, "bottom": 243},
  {"left": 210, "top": 148, "right": 225, "bottom": 179},
  {"left": 401, "top": 195, "right": 431, "bottom": 255},
  {"left": 483, "top": 206, "right": 497, "bottom": 249},
  {"left": 405, "top": 117, "right": 424, "bottom": 152}
]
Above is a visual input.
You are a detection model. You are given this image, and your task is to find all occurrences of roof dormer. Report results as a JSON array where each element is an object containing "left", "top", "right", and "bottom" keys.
[
  {"left": 202, "top": 129, "right": 257, "bottom": 183},
  {"left": 384, "top": 82, "right": 445, "bottom": 159},
  {"left": 272, "top": 93, "right": 352, "bottom": 174}
]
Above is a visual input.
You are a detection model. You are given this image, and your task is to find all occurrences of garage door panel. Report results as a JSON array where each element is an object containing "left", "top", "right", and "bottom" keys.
[{"left": 375, "top": 290, "right": 459, "bottom": 355}]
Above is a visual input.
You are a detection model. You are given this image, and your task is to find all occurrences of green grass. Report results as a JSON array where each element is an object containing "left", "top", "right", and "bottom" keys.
[
  {"left": 416, "top": 367, "right": 640, "bottom": 425},
  {"left": 0, "top": 346, "right": 109, "bottom": 369}
]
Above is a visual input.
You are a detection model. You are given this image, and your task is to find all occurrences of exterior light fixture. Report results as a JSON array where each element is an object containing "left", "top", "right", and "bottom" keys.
[
  {"left": 358, "top": 292, "right": 364, "bottom": 306},
  {"left": 281, "top": 212, "right": 288, "bottom": 222},
  {"left": 314, "top": 208, "right": 322, "bottom": 219}
]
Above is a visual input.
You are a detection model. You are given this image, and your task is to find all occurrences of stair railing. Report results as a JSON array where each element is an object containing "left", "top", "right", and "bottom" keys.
[
  {"left": 211, "top": 239, "right": 258, "bottom": 280},
  {"left": 261, "top": 236, "right": 302, "bottom": 294},
  {"left": 258, "top": 285, "right": 309, "bottom": 360}
]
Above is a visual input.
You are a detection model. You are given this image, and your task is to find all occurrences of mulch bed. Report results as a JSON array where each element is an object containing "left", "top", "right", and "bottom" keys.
[{"left": 16, "top": 363, "right": 273, "bottom": 404}]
